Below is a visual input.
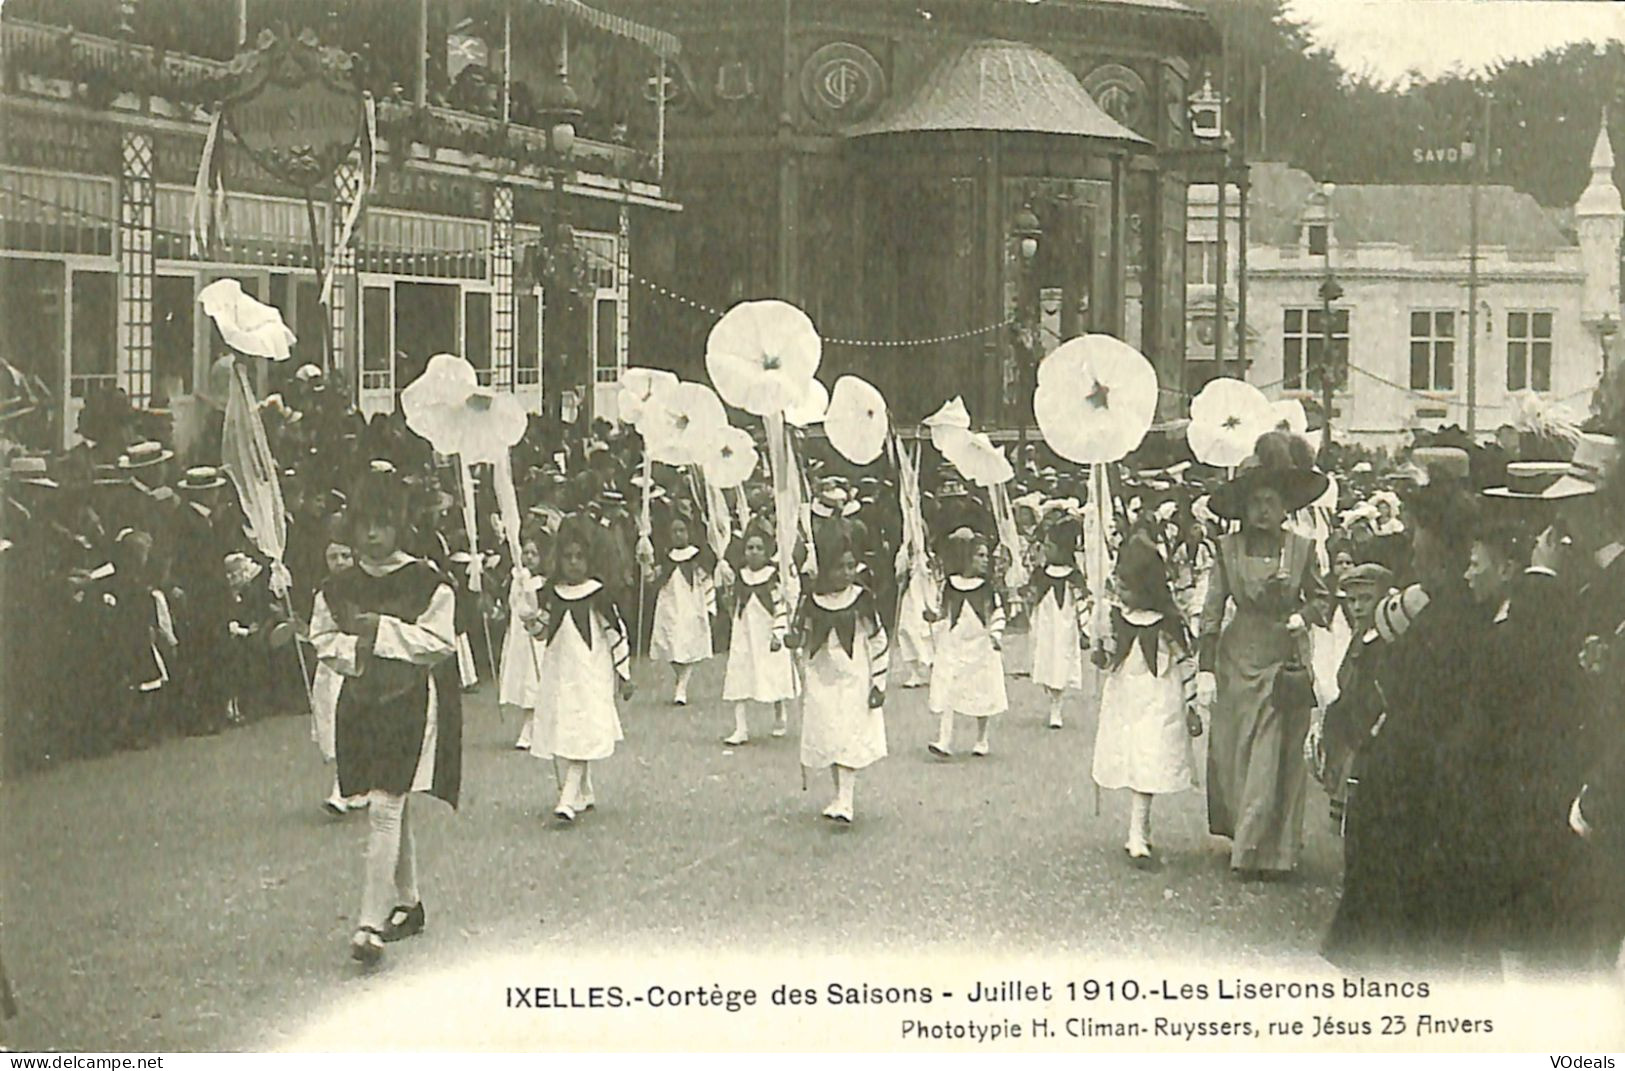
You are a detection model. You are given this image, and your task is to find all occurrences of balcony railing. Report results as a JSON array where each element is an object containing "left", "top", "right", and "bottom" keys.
[{"left": 2, "top": 19, "right": 661, "bottom": 184}]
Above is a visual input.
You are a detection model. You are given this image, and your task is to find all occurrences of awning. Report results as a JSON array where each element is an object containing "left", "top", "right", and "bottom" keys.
[
  {"left": 533, "top": 0, "right": 681, "bottom": 60},
  {"left": 848, "top": 39, "right": 1148, "bottom": 146}
]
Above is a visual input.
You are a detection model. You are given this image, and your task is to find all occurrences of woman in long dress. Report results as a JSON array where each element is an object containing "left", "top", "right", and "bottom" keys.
[
  {"left": 789, "top": 531, "right": 889, "bottom": 823},
  {"left": 527, "top": 516, "right": 634, "bottom": 822},
  {"left": 311, "top": 465, "right": 462, "bottom": 965},
  {"left": 1198, "top": 433, "right": 1328, "bottom": 878},
  {"left": 721, "top": 523, "right": 798, "bottom": 745}
]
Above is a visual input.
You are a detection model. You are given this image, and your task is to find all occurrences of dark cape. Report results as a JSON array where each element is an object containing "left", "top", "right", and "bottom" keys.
[{"left": 327, "top": 558, "right": 462, "bottom": 808}]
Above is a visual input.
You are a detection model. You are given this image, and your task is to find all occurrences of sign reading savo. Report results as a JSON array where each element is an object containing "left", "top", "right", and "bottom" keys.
[
  {"left": 1413, "top": 143, "right": 1476, "bottom": 164},
  {"left": 222, "top": 30, "right": 363, "bottom": 190}
]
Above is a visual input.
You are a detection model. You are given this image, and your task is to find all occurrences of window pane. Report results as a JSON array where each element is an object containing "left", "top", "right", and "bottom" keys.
[
  {"left": 1532, "top": 341, "right": 1552, "bottom": 392},
  {"left": 1434, "top": 342, "right": 1454, "bottom": 390},
  {"left": 1411, "top": 311, "right": 1430, "bottom": 337},
  {"left": 153, "top": 276, "right": 193, "bottom": 408},
  {"left": 1435, "top": 311, "right": 1453, "bottom": 336},
  {"left": 71, "top": 270, "right": 117, "bottom": 379},
  {"left": 1508, "top": 311, "right": 1527, "bottom": 338},
  {"left": 1507, "top": 341, "right": 1527, "bottom": 391},
  {"left": 595, "top": 299, "right": 619, "bottom": 382},
  {"left": 1533, "top": 312, "right": 1552, "bottom": 338},
  {"left": 1285, "top": 308, "right": 1303, "bottom": 332},
  {"left": 464, "top": 291, "right": 492, "bottom": 372},
  {"left": 1307, "top": 309, "right": 1325, "bottom": 335},
  {"left": 1332, "top": 309, "right": 1349, "bottom": 334},
  {"left": 1410, "top": 341, "right": 1430, "bottom": 390},
  {"left": 363, "top": 286, "right": 390, "bottom": 372},
  {"left": 517, "top": 294, "right": 539, "bottom": 378},
  {"left": 1284, "top": 340, "right": 1302, "bottom": 389},
  {"left": 1307, "top": 225, "right": 1327, "bottom": 257}
]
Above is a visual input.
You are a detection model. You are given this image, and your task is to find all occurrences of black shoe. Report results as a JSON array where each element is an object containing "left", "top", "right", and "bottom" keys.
[
  {"left": 350, "top": 926, "right": 385, "bottom": 964},
  {"left": 382, "top": 902, "right": 425, "bottom": 943}
]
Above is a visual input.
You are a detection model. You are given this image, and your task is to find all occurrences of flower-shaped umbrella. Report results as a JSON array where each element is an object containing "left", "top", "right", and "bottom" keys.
[
  {"left": 1033, "top": 335, "right": 1158, "bottom": 464},
  {"left": 785, "top": 377, "right": 829, "bottom": 427},
  {"left": 1186, "top": 377, "right": 1272, "bottom": 468},
  {"left": 618, "top": 367, "right": 680, "bottom": 430},
  {"left": 700, "top": 424, "right": 760, "bottom": 488},
  {"left": 705, "top": 300, "right": 822, "bottom": 416},
  {"left": 400, "top": 354, "right": 527, "bottom": 464},
  {"left": 199, "top": 279, "right": 297, "bottom": 361},
  {"left": 825, "top": 375, "right": 889, "bottom": 465},
  {"left": 944, "top": 430, "right": 1013, "bottom": 487},
  {"left": 643, "top": 381, "right": 728, "bottom": 467},
  {"left": 924, "top": 395, "right": 973, "bottom": 456},
  {"left": 1270, "top": 398, "right": 1309, "bottom": 437}
]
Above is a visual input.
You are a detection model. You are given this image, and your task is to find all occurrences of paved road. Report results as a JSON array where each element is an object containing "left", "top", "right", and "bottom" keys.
[{"left": 1, "top": 638, "right": 1344, "bottom": 1051}]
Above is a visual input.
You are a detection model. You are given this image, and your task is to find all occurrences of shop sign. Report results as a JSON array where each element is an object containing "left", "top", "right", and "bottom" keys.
[
  {"left": 0, "top": 107, "right": 119, "bottom": 175},
  {"left": 221, "top": 29, "right": 364, "bottom": 190},
  {"left": 153, "top": 131, "right": 292, "bottom": 197},
  {"left": 371, "top": 164, "right": 490, "bottom": 219}
]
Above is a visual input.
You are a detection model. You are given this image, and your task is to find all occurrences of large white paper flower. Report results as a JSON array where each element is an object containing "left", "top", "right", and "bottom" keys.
[
  {"left": 643, "top": 381, "right": 728, "bottom": 467},
  {"left": 400, "top": 354, "right": 527, "bottom": 464},
  {"left": 1186, "top": 377, "right": 1272, "bottom": 468},
  {"left": 1270, "top": 398, "right": 1309, "bottom": 437},
  {"left": 198, "top": 279, "right": 296, "bottom": 361},
  {"left": 944, "top": 430, "right": 1013, "bottom": 487},
  {"left": 785, "top": 377, "right": 829, "bottom": 428},
  {"left": 924, "top": 395, "right": 973, "bottom": 457},
  {"left": 1033, "top": 335, "right": 1158, "bottom": 464},
  {"left": 705, "top": 300, "right": 822, "bottom": 416},
  {"left": 618, "top": 367, "right": 680, "bottom": 430},
  {"left": 824, "top": 375, "right": 889, "bottom": 465},
  {"left": 700, "top": 424, "right": 760, "bottom": 488}
]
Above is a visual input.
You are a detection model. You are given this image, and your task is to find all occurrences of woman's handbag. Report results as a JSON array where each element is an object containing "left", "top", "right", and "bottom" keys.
[{"left": 1271, "top": 660, "right": 1317, "bottom": 715}]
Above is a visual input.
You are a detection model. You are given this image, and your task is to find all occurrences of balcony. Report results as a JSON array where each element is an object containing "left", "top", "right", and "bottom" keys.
[{"left": 2, "top": 0, "right": 673, "bottom": 185}]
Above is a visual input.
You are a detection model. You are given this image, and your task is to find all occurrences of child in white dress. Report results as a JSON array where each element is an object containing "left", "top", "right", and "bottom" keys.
[
  {"left": 926, "top": 529, "right": 1007, "bottom": 758},
  {"left": 721, "top": 524, "right": 798, "bottom": 745},
  {"left": 1091, "top": 531, "right": 1201, "bottom": 870},
  {"left": 787, "top": 532, "right": 889, "bottom": 823},
  {"left": 647, "top": 515, "right": 715, "bottom": 705},
  {"left": 527, "top": 517, "right": 635, "bottom": 822},
  {"left": 500, "top": 532, "right": 546, "bottom": 750},
  {"left": 1027, "top": 518, "right": 1088, "bottom": 730}
]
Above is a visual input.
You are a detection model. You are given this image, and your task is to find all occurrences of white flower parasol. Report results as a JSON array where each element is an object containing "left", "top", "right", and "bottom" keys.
[
  {"left": 1186, "top": 377, "right": 1272, "bottom": 468},
  {"left": 784, "top": 377, "right": 829, "bottom": 428},
  {"left": 924, "top": 396, "right": 973, "bottom": 457},
  {"left": 400, "top": 354, "right": 527, "bottom": 464},
  {"left": 824, "top": 375, "right": 890, "bottom": 465},
  {"left": 643, "top": 380, "right": 728, "bottom": 467},
  {"left": 198, "top": 279, "right": 296, "bottom": 361},
  {"left": 1270, "top": 397, "right": 1310, "bottom": 436},
  {"left": 618, "top": 367, "right": 680, "bottom": 430},
  {"left": 944, "top": 430, "right": 1013, "bottom": 487},
  {"left": 700, "top": 424, "right": 760, "bottom": 488},
  {"left": 1033, "top": 335, "right": 1158, "bottom": 464},
  {"left": 705, "top": 300, "right": 822, "bottom": 416}
]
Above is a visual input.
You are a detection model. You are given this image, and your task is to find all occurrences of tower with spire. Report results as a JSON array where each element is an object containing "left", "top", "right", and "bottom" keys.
[{"left": 1576, "top": 110, "right": 1623, "bottom": 351}]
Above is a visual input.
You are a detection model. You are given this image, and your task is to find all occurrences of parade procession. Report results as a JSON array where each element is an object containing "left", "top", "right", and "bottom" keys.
[{"left": 3, "top": 0, "right": 1625, "bottom": 1055}]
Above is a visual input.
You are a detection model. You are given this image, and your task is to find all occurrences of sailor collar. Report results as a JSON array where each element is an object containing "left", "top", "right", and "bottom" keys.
[
  {"left": 556, "top": 579, "right": 603, "bottom": 600},
  {"left": 357, "top": 551, "right": 417, "bottom": 577},
  {"left": 1121, "top": 608, "right": 1165, "bottom": 626},
  {"left": 812, "top": 586, "right": 861, "bottom": 611},
  {"left": 1044, "top": 564, "right": 1075, "bottom": 578},
  {"left": 739, "top": 564, "right": 775, "bottom": 585},
  {"left": 947, "top": 575, "right": 986, "bottom": 591}
]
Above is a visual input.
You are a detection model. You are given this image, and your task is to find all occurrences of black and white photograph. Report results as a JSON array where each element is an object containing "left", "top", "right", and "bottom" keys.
[{"left": 1, "top": 0, "right": 1624, "bottom": 1055}]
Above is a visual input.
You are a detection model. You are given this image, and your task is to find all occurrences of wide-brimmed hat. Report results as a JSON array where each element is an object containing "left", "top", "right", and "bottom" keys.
[
  {"left": 1207, "top": 451, "right": 1328, "bottom": 521},
  {"left": 8, "top": 456, "right": 58, "bottom": 489},
  {"left": 117, "top": 440, "right": 174, "bottom": 470},
  {"left": 177, "top": 466, "right": 227, "bottom": 492},
  {"left": 92, "top": 464, "right": 128, "bottom": 487},
  {"left": 1482, "top": 461, "right": 1595, "bottom": 501},
  {"left": 1569, "top": 432, "right": 1618, "bottom": 487}
]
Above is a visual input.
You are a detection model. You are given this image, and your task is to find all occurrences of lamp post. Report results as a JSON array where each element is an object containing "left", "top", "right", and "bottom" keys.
[
  {"left": 1599, "top": 313, "right": 1618, "bottom": 374},
  {"left": 538, "top": 49, "right": 582, "bottom": 449},
  {"left": 1011, "top": 202, "right": 1041, "bottom": 463}
]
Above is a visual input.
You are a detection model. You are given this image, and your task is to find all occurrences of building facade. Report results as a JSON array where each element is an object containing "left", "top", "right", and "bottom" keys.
[
  {"left": 0, "top": 0, "right": 681, "bottom": 452},
  {"left": 618, "top": 0, "right": 1217, "bottom": 426},
  {"left": 1187, "top": 122, "right": 1623, "bottom": 446}
]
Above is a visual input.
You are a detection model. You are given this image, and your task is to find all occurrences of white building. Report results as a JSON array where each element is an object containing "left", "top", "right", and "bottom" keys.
[{"left": 1187, "top": 119, "right": 1622, "bottom": 446}]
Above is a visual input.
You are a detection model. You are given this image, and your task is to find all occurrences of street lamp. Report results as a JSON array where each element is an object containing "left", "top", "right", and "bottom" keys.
[
  {"left": 1313, "top": 182, "right": 1342, "bottom": 454},
  {"left": 1011, "top": 202, "right": 1041, "bottom": 460},
  {"left": 1598, "top": 313, "right": 1618, "bottom": 373}
]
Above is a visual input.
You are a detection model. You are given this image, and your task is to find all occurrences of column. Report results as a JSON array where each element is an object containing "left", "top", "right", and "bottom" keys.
[
  {"left": 492, "top": 184, "right": 515, "bottom": 390},
  {"left": 118, "top": 131, "right": 154, "bottom": 408},
  {"left": 330, "top": 157, "right": 362, "bottom": 391},
  {"left": 616, "top": 204, "right": 630, "bottom": 379}
]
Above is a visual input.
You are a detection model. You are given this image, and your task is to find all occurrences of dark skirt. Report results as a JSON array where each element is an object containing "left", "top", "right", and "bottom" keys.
[{"left": 335, "top": 661, "right": 463, "bottom": 808}]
